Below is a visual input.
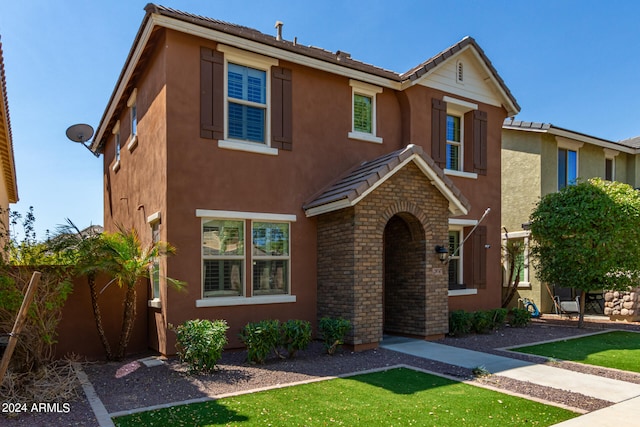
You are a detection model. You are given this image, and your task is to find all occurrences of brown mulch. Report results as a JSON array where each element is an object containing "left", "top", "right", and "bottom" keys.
[{"left": 3, "top": 317, "right": 640, "bottom": 426}]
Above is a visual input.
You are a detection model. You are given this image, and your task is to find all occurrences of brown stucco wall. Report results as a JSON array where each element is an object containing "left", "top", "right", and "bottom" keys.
[{"left": 101, "top": 27, "right": 508, "bottom": 355}]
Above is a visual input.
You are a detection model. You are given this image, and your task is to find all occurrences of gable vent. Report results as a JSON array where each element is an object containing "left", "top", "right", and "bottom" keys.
[{"left": 456, "top": 61, "right": 464, "bottom": 83}]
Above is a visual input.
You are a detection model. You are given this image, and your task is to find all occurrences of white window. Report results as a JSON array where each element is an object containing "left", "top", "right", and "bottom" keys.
[
  {"left": 604, "top": 148, "right": 618, "bottom": 181},
  {"left": 196, "top": 210, "right": 297, "bottom": 306},
  {"left": 112, "top": 120, "right": 121, "bottom": 172},
  {"left": 127, "top": 89, "right": 138, "bottom": 152},
  {"left": 502, "top": 231, "right": 530, "bottom": 287},
  {"left": 202, "top": 219, "right": 245, "bottom": 297},
  {"left": 448, "top": 228, "right": 463, "bottom": 290},
  {"left": 348, "top": 80, "right": 383, "bottom": 144},
  {"left": 557, "top": 138, "right": 583, "bottom": 190},
  {"left": 252, "top": 222, "right": 290, "bottom": 295},
  {"left": 446, "top": 114, "right": 462, "bottom": 170},
  {"left": 147, "top": 211, "right": 162, "bottom": 308},
  {"left": 217, "top": 45, "right": 279, "bottom": 156},
  {"left": 442, "top": 96, "right": 478, "bottom": 176}
]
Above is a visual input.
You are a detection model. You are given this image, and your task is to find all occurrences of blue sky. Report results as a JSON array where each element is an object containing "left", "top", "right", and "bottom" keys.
[{"left": 1, "top": 0, "right": 639, "bottom": 238}]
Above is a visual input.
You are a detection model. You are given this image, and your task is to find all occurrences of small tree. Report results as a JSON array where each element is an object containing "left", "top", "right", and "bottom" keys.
[
  {"left": 501, "top": 228, "right": 523, "bottom": 308},
  {"left": 529, "top": 178, "right": 640, "bottom": 327},
  {"left": 100, "top": 225, "right": 185, "bottom": 360}
]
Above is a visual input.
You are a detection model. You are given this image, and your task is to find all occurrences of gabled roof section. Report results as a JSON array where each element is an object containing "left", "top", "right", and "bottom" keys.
[
  {"left": 402, "top": 37, "right": 520, "bottom": 117},
  {"left": 91, "top": 5, "right": 520, "bottom": 153},
  {"left": 503, "top": 118, "right": 639, "bottom": 153},
  {"left": 0, "top": 38, "right": 18, "bottom": 203},
  {"left": 304, "top": 144, "right": 469, "bottom": 217}
]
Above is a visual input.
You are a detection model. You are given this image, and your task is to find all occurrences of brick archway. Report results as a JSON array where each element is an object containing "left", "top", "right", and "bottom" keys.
[{"left": 383, "top": 213, "right": 427, "bottom": 336}]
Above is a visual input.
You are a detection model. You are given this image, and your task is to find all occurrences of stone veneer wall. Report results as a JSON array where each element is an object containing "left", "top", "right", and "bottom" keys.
[
  {"left": 316, "top": 163, "right": 450, "bottom": 348},
  {"left": 604, "top": 288, "right": 640, "bottom": 321}
]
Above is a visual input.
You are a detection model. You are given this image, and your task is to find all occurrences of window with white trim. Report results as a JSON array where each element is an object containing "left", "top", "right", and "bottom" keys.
[
  {"left": 446, "top": 114, "right": 462, "bottom": 170},
  {"left": 228, "top": 63, "right": 267, "bottom": 143},
  {"left": 502, "top": 231, "right": 530, "bottom": 286},
  {"left": 448, "top": 228, "right": 463, "bottom": 290},
  {"left": 252, "top": 222, "right": 290, "bottom": 295},
  {"left": 150, "top": 220, "right": 161, "bottom": 300},
  {"left": 127, "top": 89, "right": 138, "bottom": 152},
  {"left": 348, "top": 80, "right": 383, "bottom": 144},
  {"left": 202, "top": 219, "right": 245, "bottom": 297},
  {"left": 558, "top": 148, "right": 577, "bottom": 190}
]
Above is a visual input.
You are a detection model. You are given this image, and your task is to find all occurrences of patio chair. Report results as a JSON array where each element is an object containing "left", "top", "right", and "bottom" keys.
[{"left": 553, "top": 285, "right": 580, "bottom": 316}]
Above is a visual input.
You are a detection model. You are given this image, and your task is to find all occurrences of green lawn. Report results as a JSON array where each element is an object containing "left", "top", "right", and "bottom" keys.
[
  {"left": 513, "top": 330, "right": 640, "bottom": 372},
  {"left": 113, "top": 368, "right": 576, "bottom": 426}
]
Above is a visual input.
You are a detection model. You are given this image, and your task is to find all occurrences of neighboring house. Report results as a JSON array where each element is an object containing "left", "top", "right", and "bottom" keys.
[
  {"left": 502, "top": 119, "right": 640, "bottom": 313},
  {"left": 0, "top": 37, "right": 19, "bottom": 237},
  {"left": 90, "top": 4, "right": 519, "bottom": 355}
]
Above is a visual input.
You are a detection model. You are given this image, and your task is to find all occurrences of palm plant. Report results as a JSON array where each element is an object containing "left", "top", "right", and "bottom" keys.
[
  {"left": 101, "top": 225, "right": 184, "bottom": 360},
  {"left": 51, "top": 220, "right": 113, "bottom": 360}
]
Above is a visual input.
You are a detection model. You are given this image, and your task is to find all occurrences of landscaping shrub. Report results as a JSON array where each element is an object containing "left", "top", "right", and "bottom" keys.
[
  {"left": 471, "top": 310, "right": 494, "bottom": 334},
  {"left": 510, "top": 307, "right": 531, "bottom": 327},
  {"left": 173, "top": 319, "right": 228, "bottom": 374},
  {"left": 448, "top": 310, "right": 473, "bottom": 336},
  {"left": 490, "top": 308, "right": 508, "bottom": 329},
  {"left": 280, "top": 319, "right": 312, "bottom": 358},
  {"left": 318, "top": 317, "right": 351, "bottom": 355},
  {"left": 239, "top": 319, "right": 281, "bottom": 364}
]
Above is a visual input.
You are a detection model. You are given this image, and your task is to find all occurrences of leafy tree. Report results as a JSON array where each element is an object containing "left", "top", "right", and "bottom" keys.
[
  {"left": 100, "top": 225, "right": 184, "bottom": 360},
  {"left": 529, "top": 178, "right": 640, "bottom": 327}
]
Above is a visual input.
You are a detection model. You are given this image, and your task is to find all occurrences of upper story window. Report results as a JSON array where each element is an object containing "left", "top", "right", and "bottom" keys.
[
  {"left": 558, "top": 148, "right": 577, "bottom": 190},
  {"left": 446, "top": 114, "right": 462, "bottom": 170},
  {"left": 348, "top": 80, "right": 383, "bottom": 144},
  {"left": 228, "top": 63, "right": 267, "bottom": 143},
  {"left": 112, "top": 120, "right": 121, "bottom": 172},
  {"left": 432, "top": 96, "right": 485, "bottom": 178},
  {"left": 127, "top": 89, "right": 138, "bottom": 152}
]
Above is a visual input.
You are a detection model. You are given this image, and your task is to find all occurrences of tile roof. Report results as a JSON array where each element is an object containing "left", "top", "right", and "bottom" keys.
[
  {"left": 503, "top": 118, "right": 640, "bottom": 150},
  {"left": 304, "top": 144, "right": 469, "bottom": 217},
  {"left": 0, "top": 37, "right": 18, "bottom": 203}
]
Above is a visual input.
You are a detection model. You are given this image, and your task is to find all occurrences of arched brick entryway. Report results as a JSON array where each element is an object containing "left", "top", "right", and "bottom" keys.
[{"left": 383, "top": 213, "right": 427, "bottom": 336}]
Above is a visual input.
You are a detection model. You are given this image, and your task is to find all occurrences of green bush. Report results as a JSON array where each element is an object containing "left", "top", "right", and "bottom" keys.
[
  {"left": 239, "top": 319, "right": 281, "bottom": 364},
  {"left": 471, "top": 310, "right": 494, "bottom": 334},
  {"left": 174, "top": 319, "right": 228, "bottom": 374},
  {"left": 448, "top": 310, "right": 473, "bottom": 336},
  {"left": 510, "top": 307, "right": 531, "bottom": 327},
  {"left": 318, "top": 317, "right": 351, "bottom": 355},
  {"left": 280, "top": 319, "right": 312, "bottom": 358},
  {"left": 490, "top": 308, "right": 508, "bottom": 329}
]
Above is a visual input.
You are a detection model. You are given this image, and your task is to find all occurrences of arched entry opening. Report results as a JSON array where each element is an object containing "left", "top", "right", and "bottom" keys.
[{"left": 383, "top": 213, "right": 427, "bottom": 336}]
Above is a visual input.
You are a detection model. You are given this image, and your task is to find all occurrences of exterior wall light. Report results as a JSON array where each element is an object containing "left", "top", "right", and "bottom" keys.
[{"left": 435, "top": 245, "right": 449, "bottom": 263}]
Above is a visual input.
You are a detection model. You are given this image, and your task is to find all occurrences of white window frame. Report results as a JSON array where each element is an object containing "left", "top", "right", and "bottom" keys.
[
  {"left": 251, "top": 221, "right": 291, "bottom": 296},
  {"left": 502, "top": 230, "right": 530, "bottom": 288},
  {"left": 448, "top": 218, "right": 478, "bottom": 297},
  {"left": 201, "top": 218, "right": 246, "bottom": 299},
  {"left": 127, "top": 88, "right": 138, "bottom": 152},
  {"left": 348, "top": 79, "right": 383, "bottom": 144},
  {"left": 147, "top": 211, "right": 162, "bottom": 308},
  {"left": 217, "top": 44, "right": 279, "bottom": 156},
  {"left": 195, "top": 209, "right": 297, "bottom": 307},
  {"left": 556, "top": 137, "right": 583, "bottom": 190},
  {"left": 604, "top": 148, "right": 619, "bottom": 181},
  {"left": 443, "top": 96, "right": 478, "bottom": 179},
  {"left": 112, "top": 120, "right": 121, "bottom": 172}
]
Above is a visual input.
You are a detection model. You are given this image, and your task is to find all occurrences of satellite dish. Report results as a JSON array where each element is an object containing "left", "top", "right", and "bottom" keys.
[{"left": 66, "top": 123, "right": 94, "bottom": 143}]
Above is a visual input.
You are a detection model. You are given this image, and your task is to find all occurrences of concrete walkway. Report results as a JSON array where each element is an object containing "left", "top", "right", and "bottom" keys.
[{"left": 381, "top": 336, "right": 640, "bottom": 426}]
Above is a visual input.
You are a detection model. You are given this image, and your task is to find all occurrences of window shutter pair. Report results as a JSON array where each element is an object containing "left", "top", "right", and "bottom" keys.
[
  {"left": 430, "top": 98, "right": 487, "bottom": 174},
  {"left": 463, "top": 225, "right": 487, "bottom": 289},
  {"left": 200, "top": 47, "right": 293, "bottom": 150}
]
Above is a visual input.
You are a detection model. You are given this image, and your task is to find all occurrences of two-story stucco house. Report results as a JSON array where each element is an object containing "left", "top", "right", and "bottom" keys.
[
  {"left": 89, "top": 4, "right": 519, "bottom": 355},
  {"left": 502, "top": 119, "right": 640, "bottom": 314}
]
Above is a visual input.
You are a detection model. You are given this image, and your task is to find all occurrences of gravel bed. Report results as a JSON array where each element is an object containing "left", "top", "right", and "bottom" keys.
[{"left": 4, "top": 319, "right": 640, "bottom": 426}]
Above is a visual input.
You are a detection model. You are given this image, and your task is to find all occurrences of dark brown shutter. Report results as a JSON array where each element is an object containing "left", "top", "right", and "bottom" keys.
[
  {"left": 200, "top": 47, "right": 224, "bottom": 140},
  {"left": 463, "top": 225, "right": 487, "bottom": 289},
  {"left": 271, "top": 67, "right": 293, "bottom": 150},
  {"left": 431, "top": 98, "right": 447, "bottom": 168},
  {"left": 473, "top": 110, "right": 488, "bottom": 175}
]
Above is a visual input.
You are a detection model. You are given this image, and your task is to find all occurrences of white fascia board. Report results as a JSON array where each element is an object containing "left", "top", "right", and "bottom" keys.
[
  {"left": 549, "top": 128, "right": 635, "bottom": 154},
  {"left": 196, "top": 209, "right": 297, "bottom": 222},
  {"left": 93, "top": 19, "right": 155, "bottom": 151},
  {"left": 304, "top": 200, "right": 351, "bottom": 217},
  {"left": 154, "top": 15, "right": 401, "bottom": 90}
]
